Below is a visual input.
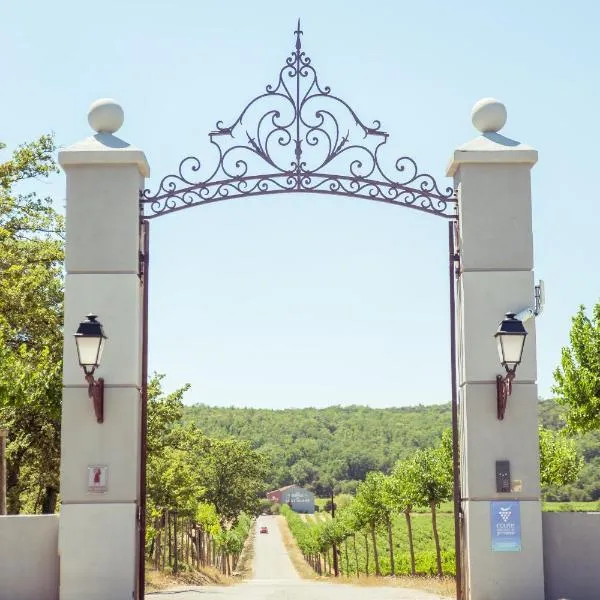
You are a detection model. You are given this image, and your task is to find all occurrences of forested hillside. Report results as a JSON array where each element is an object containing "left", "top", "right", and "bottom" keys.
[
  {"left": 183, "top": 404, "right": 450, "bottom": 494},
  {"left": 184, "top": 400, "right": 600, "bottom": 501}
]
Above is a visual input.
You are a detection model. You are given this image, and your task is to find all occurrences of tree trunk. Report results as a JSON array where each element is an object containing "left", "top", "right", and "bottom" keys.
[
  {"left": 167, "top": 510, "right": 172, "bottom": 566},
  {"left": 154, "top": 521, "right": 162, "bottom": 570},
  {"left": 370, "top": 524, "right": 380, "bottom": 576},
  {"left": 353, "top": 534, "right": 359, "bottom": 577},
  {"left": 0, "top": 431, "right": 7, "bottom": 515},
  {"left": 344, "top": 537, "right": 349, "bottom": 576},
  {"left": 431, "top": 501, "right": 443, "bottom": 576},
  {"left": 173, "top": 514, "right": 179, "bottom": 574},
  {"left": 41, "top": 485, "right": 58, "bottom": 514},
  {"left": 332, "top": 541, "right": 339, "bottom": 577},
  {"left": 162, "top": 517, "right": 167, "bottom": 571},
  {"left": 386, "top": 517, "right": 395, "bottom": 576},
  {"left": 6, "top": 455, "right": 23, "bottom": 514},
  {"left": 404, "top": 509, "right": 416, "bottom": 575},
  {"left": 364, "top": 532, "right": 370, "bottom": 576}
]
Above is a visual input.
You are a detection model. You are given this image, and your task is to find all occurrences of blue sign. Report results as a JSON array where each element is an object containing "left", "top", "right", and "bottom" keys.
[{"left": 491, "top": 501, "right": 521, "bottom": 552}]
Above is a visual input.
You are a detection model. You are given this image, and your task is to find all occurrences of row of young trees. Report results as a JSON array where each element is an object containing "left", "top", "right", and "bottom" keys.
[
  {"left": 145, "top": 374, "right": 267, "bottom": 575},
  {"left": 283, "top": 425, "right": 584, "bottom": 579},
  {"left": 148, "top": 506, "right": 252, "bottom": 576},
  {"left": 283, "top": 433, "right": 454, "bottom": 577}
]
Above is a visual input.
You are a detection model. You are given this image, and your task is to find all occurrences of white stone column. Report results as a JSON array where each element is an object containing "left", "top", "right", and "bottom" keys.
[
  {"left": 447, "top": 99, "right": 544, "bottom": 600},
  {"left": 58, "top": 99, "right": 149, "bottom": 600}
]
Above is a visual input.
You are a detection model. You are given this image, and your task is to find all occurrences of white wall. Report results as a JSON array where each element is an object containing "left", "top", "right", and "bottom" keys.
[
  {"left": 0, "top": 515, "right": 59, "bottom": 600},
  {"left": 543, "top": 512, "right": 600, "bottom": 600}
]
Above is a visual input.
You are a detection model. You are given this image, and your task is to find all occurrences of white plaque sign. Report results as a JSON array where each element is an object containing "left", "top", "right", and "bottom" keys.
[{"left": 87, "top": 465, "right": 108, "bottom": 493}]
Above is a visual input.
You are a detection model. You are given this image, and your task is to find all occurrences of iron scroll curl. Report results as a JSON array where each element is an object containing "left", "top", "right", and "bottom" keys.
[{"left": 141, "top": 22, "right": 455, "bottom": 219}]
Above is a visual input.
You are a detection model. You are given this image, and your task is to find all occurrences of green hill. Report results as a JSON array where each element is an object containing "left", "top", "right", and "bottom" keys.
[{"left": 183, "top": 400, "right": 600, "bottom": 500}]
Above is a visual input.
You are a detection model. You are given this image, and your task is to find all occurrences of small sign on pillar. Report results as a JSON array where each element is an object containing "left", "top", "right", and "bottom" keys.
[
  {"left": 87, "top": 465, "right": 108, "bottom": 493},
  {"left": 491, "top": 500, "right": 521, "bottom": 552}
]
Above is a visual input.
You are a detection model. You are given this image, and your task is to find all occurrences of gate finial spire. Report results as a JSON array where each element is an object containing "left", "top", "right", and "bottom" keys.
[{"left": 295, "top": 19, "right": 303, "bottom": 51}]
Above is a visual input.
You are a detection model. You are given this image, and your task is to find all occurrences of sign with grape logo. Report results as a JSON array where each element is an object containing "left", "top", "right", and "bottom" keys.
[{"left": 491, "top": 501, "right": 521, "bottom": 551}]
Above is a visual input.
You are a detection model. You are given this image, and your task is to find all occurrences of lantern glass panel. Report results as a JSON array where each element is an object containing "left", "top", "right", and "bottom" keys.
[
  {"left": 75, "top": 335, "right": 103, "bottom": 367},
  {"left": 497, "top": 333, "right": 526, "bottom": 369}
]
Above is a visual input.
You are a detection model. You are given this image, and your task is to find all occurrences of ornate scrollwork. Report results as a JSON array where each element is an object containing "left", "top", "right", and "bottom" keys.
[{"left": 141, "top": 21, "right": 455, "bottom": 219}]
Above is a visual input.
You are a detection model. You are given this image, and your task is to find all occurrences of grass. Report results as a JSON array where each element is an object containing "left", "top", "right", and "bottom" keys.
[
  {"left": 329, "top": 574, "right": 455, "bottom": 598},
  {"left": 542, "top": 501, "right": 600, "bottom": 512},
  {"left": 233, "top": 519, "right": 256, "bottom": 579},
  {"left": 144, "top": 561, "right": 231, "bottom": 592}
]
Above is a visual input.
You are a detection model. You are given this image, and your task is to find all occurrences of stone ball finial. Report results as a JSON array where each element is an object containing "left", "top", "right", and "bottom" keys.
[
  {"left": 471, "top": 98, "right": 507, "bottom": 133},
  {"left": 88, "top": 98, "right": 124, "bottom": 134}
]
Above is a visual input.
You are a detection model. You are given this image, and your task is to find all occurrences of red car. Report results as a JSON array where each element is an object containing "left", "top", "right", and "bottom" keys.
[{"left": 260, "top": 526, "right": 269, "bottom": 534}]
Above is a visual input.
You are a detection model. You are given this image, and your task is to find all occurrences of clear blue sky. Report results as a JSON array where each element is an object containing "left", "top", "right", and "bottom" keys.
[{"left": 3, "top": 1, "right": 598, "bottom": 407}]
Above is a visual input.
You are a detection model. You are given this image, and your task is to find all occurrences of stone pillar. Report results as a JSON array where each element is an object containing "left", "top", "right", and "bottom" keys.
[
  {"left": 447, "top": 99, "right": 544, "bottom": 600},
  {"left": 58, "top": 99, "right": 149, "bottom": 600}
]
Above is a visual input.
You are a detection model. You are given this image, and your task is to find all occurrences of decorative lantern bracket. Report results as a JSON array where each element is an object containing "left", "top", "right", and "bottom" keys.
[{"left": 141, "top": 21, "right": 456, "bottom": 220}]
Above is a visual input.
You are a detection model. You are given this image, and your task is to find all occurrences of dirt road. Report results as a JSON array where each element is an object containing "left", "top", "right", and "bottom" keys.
[{"left": 147, "top": 515, "right": 447, "bottom": 600}]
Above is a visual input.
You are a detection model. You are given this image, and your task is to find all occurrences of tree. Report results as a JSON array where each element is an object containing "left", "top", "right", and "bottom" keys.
[
  {"left": 387, "top": 458, "right": 420, "bottom": 575},
  {"left": 539, "top": 427, "right": 583, "bottom": 488},
  {"left": 197, "top": 437, "right": 269, "bottom": 525},
  {"left": 407, "top": 447, "right": 452, "bottom": 576},
  {"left": 0, "top": 135, "right": 63, "bottom": 514},
  {"left": 353, "top": 471, "right": 393, "bottom": 576},
  {"left": 553, "top": 302, "right": 600, "bottom": 432}
]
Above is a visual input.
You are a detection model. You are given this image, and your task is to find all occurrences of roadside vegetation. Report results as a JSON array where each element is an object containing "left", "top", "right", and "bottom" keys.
[{"left": 144, "top": 376, "right": 266, "bottom": 579}]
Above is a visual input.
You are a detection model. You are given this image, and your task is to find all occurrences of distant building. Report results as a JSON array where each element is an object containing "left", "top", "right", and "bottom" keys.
[{"left": 266, "top": 484, "right": 315, "bottom": 513}]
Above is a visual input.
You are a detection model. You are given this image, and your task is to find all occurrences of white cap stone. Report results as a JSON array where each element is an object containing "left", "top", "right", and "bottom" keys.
[
  {"left": 88, "top": 98, "right": 124, "bottom": 134},
  {"left": 471, "top": 98, "right": 507, "bottom": 133}
]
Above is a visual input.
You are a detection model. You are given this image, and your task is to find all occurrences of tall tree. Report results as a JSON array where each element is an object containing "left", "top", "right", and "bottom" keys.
[
  {"left": 387, "top": 458, "right": 419, "bottom": 575},
  {"left": 407, "top": 447, "right": 452, "bottom": 576},
  {"left": 553, "top": 302, "right": 600, "bottom": 432},
  {"left": 0, "top": 135, "right": 63, "bottom": 514},
  {"left": 196, "top": 437, "right": 269, "bottom": 525},
  {"left": 352, "top": 471, "right": 393, "bottom": 576},
  {"left": 539, "top": 427, "right": 583, "bottom": 488}
]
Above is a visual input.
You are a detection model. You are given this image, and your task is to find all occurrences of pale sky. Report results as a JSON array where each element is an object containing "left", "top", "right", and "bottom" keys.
[{"left": 2, "top": 0, "right": 598, "bottom": 407}]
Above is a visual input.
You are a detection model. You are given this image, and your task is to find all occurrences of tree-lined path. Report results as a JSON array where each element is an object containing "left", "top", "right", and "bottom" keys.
[{"left": 148, "top": 516, "right": 447, "bottom": 600}]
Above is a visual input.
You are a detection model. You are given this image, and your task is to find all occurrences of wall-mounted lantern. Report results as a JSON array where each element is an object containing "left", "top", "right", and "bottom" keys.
[
  {"left": 494, "top": 312, "right": 527, "bottom": 420},
  {"left": 74, "top": 314, "right": 107, "bottom": 423}
]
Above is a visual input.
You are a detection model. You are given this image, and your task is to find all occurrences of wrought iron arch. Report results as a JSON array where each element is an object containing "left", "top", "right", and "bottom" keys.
[{"left": 141, "top": 21, "right": 456, "bottom": 219}]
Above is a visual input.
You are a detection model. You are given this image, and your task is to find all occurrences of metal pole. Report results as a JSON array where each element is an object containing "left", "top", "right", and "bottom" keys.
[
  {"left": 331, "top": 488, "right": 339, "bottom": 577},
  {"left": 0, "top": 429, "right": 7, "bottom": 515},
  {"left": 138, "top": 219, "right": 150, "bottom": 598},
  {"left": 449, "top": 220, "right": 463, "bottom": 600}
]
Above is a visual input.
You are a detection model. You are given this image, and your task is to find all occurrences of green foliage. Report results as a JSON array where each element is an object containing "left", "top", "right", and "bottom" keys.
[
  {"left": 146, "top": 374, "right": 268, "bottom": 530},
  {"left": 353, "top": 472, "right": 392, "bottom": 529},
  {"left": 405, "top": 447, "right": 452, "bottom": 509},
  {"left": 553, "top": 302, "right": 600, "bottom": 432},
  {"left": 539, "top": 427, "right": 583, "bottom": 488},
  {"left": 183, "top": 403, "right": 453, "bottom": 494},
  {"left": 0, "top": 135, "right": 63, "bottom": 514},
  {"left": 214, "top": 513, "right": 252, "bottom": 555},
  {"left": 186, "top": 401, "right": 600, "bottom": 503},
  {"left": 539, "top": 399, "right": 600, "bottom": 501},
  {"left": 198, "top": 437, "right": 269, "bottom": 525},
  {"left": 283, "top": 503, "right": 456, "bottom": 577}
]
